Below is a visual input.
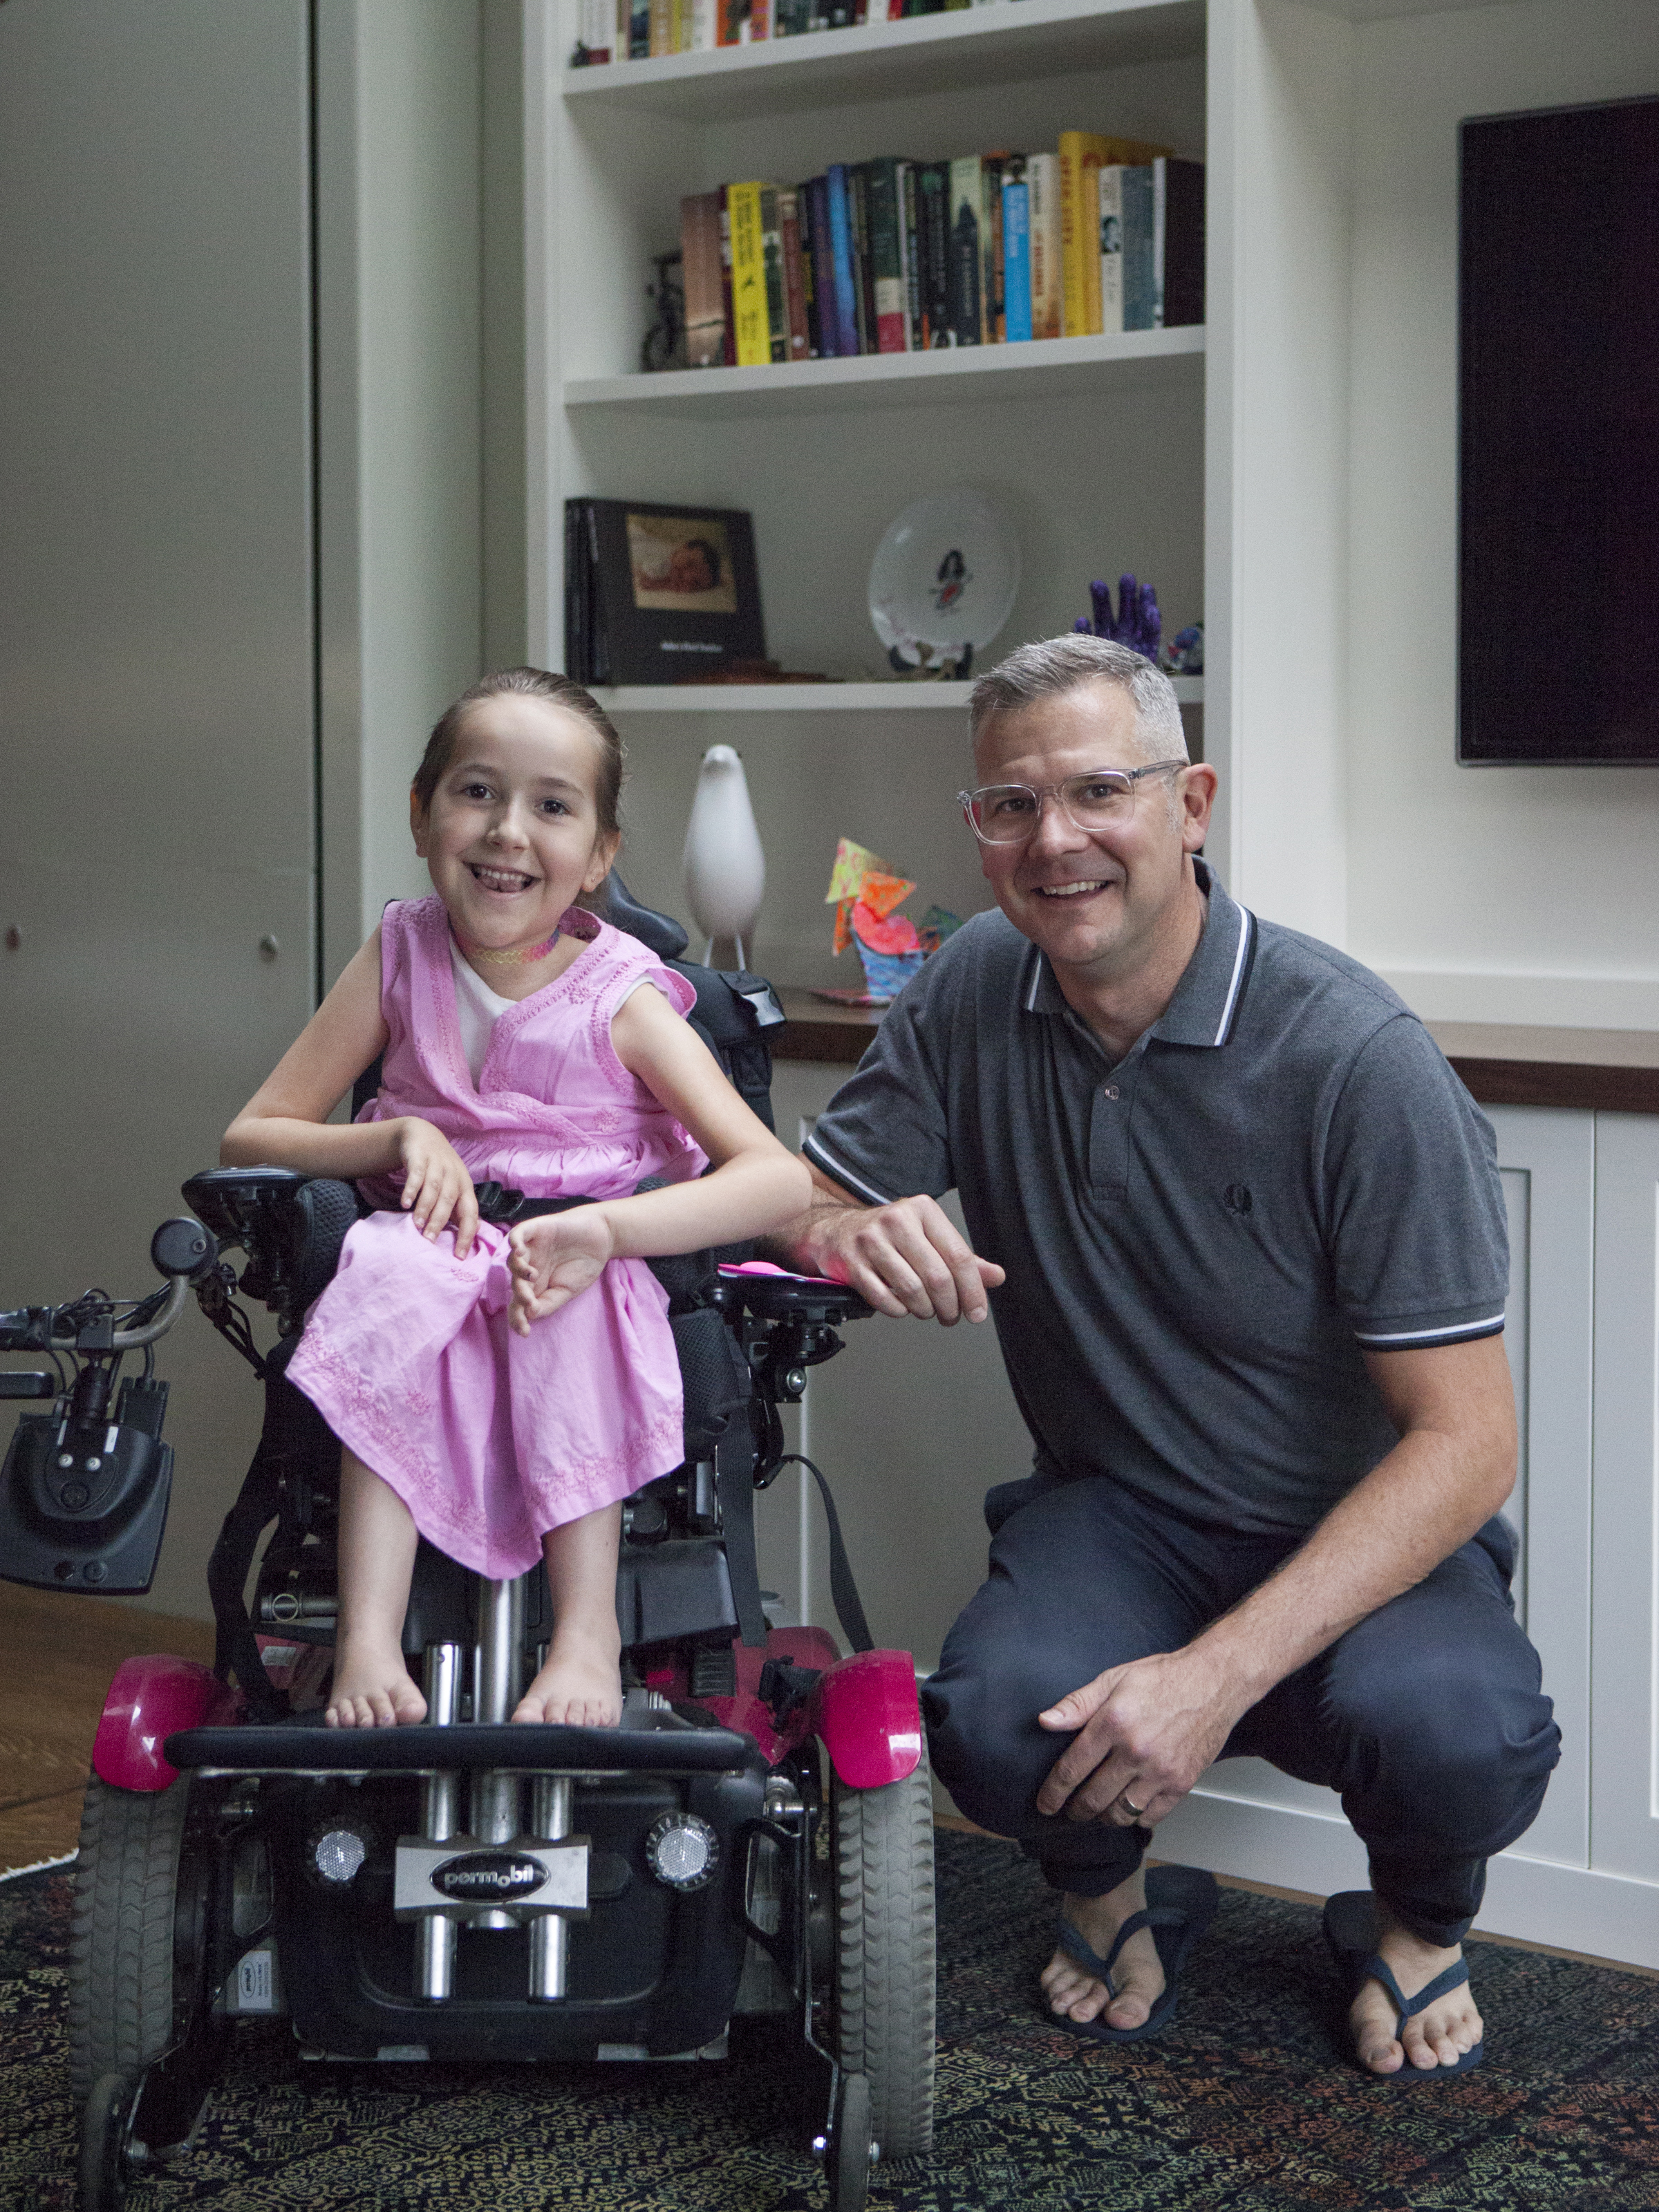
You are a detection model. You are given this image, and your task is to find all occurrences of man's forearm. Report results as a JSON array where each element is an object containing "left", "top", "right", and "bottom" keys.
[{"left": 1191, "top": 1357, "right": 1515, "bottom": 1709}]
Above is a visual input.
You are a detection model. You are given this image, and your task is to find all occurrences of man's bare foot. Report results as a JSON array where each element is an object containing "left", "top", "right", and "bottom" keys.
[
  {"left": 324, "top": 1635, "right": 428, "bottom": 1730},
  {"left": 1039, "top": 1868, "right": 1166, "bottom": 2032},
  {"left": 1351, "top": 1903, "right": 1483, "bottom": 2075},
  {"left": 512, "top": 1623, "right": 623, "bottom": 1727}
]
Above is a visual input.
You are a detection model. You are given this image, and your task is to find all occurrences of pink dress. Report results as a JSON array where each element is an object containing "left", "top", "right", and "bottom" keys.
[{"left": 285, "top": 896, "right": 707, "bottom": 1579}]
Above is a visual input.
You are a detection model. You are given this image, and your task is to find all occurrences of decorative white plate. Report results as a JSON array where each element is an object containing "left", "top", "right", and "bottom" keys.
[{"left": 867, "top": 489, "right": 1021, "bottom": 661}]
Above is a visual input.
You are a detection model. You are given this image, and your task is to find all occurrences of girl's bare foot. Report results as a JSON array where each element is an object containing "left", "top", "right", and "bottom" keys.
[
  {"left": 512, "top": 1622, "right": 623, "bottom": 1727},
  {"left": 1351, "top": 1907, "right": 1483, "bottom": 2074},
  {"left": 324, "top": 1635, "right": 428, "bottom": 1729},
  {"left": 1038, "top": 1869, "right": 1166, "bottom": 2032}
]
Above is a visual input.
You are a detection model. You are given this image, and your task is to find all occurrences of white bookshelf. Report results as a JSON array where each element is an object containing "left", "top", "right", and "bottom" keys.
[
  {"left": 567, "top": 325, "right": 1203, "bottom": 417},
  {"left": 525, "top": 0, "right": 1659, "bottom": 1965},
  {"left": 563, "top": 0, "right": 1203, "bottom": 119},
  {"left": 594, "top": 676, "right": 1202, "bottom": 709}
]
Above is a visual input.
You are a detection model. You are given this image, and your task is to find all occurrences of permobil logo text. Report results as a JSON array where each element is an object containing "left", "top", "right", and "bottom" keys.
[{"left": 432, "top": 1852, "right": 546, "bottom": 1901}]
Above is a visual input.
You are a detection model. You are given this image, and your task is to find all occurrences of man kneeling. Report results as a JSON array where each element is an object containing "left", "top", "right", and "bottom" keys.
[{"left": 782, "top": 634, "right": 1559, "bottom": 2079}]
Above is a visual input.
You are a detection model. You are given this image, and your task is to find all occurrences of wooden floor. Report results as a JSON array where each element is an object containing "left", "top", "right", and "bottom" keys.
[{"left": 0, "top": 1584, "right": 214, "bottom": 1874}]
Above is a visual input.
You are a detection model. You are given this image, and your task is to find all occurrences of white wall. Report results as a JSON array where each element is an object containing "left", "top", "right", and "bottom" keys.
[
  {"left": 319, "top": 0, "right": 497, "bottom": 985},
  {"left": 1343, "top": 0, "right": 1659, "bottom": 1029}
]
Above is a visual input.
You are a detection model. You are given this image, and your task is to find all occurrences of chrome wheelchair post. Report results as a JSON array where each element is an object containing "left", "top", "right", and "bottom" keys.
[
  {"left": 527, "top": 1777, "right": 573, "bottom": 2001},
  {"left": 415, "top": 1641, "right": 461, "bottom": 2000},
  {"left": 468, "top": 1575, "right": 525, "bottom": 1929}
]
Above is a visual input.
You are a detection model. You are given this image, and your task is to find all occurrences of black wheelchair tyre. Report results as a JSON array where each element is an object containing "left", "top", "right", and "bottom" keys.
[
  {"left": 832, "top": 1741, "right": 937, "bottom": 2159},
  {"left": 68, "top": 1774, "right": 191, "bottom": 2103},
  {"left": 77, "top": 2071, "right": 139, "bottom": 2212},
  {"left": 827, "top": 2068, "right": 873, "bottom": 2212}
]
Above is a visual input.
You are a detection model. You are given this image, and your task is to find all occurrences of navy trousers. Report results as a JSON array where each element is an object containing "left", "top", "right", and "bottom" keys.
[{"left": 921, "top": 1475, "right": 1561, "bottom": 1947}]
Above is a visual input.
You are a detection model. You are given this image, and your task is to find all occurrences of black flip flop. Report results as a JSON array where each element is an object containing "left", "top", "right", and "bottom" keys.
[
  {"left": 1322, "top": 1890, "right": 1483, "bottom": 2082},
  {"left": 1049, "top": 1864, "right": 1219, "bottom": 2043}
]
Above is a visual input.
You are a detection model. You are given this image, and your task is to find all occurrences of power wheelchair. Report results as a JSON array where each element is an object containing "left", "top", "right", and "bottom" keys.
[{"left": 0, "top": 884, "right": 935, "bottom": 2212}]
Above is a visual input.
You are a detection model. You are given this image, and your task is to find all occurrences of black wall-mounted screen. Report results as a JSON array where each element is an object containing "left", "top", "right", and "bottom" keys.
[{"left": 1459, "top": 96, "right": 1659, "bottom": 765}]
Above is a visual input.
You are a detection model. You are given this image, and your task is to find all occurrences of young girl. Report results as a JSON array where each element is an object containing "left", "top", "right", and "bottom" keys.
[{"left": 221, "top": 668, "right": 812, "bottom": 1732}]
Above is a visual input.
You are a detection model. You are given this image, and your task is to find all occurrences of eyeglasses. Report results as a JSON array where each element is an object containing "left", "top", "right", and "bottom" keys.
[{"left": 957, "top": 760, "right": 1188, "bottom": 844}]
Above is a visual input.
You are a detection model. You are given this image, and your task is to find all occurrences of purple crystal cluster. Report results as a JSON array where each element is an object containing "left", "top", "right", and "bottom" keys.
[{"left": 1075, "top": 574, "right": 1161, "bottom": 662}]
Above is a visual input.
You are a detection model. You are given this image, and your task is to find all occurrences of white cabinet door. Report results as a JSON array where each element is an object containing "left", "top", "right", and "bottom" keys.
[
  {"left": 1174, "top": 1103, "right": 1595, "bottom": 1882},
  {"left": 1590, "top": 1113, "right": 1659, "bottom": 1883},
  {"left": 1485, "top": 1106, "right": 1595, "bottom": 1871}
]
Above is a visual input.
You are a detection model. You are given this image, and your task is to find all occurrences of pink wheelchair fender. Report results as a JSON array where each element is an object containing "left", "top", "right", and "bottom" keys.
[
  {"left": 93, "top": 1653, "right": 241, "bottom": 1793},
  {"left": 812, "top": 1648, "right": 924, "bottom": 1789}
]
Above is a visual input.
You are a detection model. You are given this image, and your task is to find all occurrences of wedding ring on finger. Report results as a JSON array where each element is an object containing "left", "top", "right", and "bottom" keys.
[{"left": 1121, "top": 1794, "right": 1148, "bottom": 1819}]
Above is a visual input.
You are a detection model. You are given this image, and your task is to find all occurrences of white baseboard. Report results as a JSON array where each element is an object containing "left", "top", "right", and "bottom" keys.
[
  {"left": 1376, "top": 968, "right": 1659, "bottom": 1031},
  {"left": 1155, "top": 1789, "right": 1659, "bottom": 1971}
]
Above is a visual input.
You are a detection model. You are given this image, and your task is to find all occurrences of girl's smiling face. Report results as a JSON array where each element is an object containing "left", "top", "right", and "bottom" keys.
[{"left": 411, "top": 693, "right": 619, "bottom": 952}]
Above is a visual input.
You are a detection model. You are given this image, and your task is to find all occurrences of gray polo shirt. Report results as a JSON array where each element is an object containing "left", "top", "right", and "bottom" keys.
[{"left": 803, "top": 863, "right": 1508, "bottom": 1537}]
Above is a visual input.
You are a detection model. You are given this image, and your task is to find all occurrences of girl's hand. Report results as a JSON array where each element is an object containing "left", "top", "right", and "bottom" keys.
[
  {"left": 395, "top": 1119, "right": 479, "bottom": 1257},
  {"left": 507, "top": 1210, "right": 616, "bottom": 1334}
]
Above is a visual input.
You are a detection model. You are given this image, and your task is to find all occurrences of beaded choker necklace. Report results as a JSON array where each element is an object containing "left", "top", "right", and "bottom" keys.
[{"left": 454, "top": 925, "right": 561, "bottom": 968}]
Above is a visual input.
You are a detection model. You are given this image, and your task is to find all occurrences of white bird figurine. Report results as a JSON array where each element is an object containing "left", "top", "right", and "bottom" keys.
[{"left": 682, "top": 743, "right": 765, "bottom": 970}]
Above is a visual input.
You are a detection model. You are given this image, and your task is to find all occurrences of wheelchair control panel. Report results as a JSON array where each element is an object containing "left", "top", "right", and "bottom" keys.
[{"left": 0, "top": 1219, "right": 216, "bottom": 1595}]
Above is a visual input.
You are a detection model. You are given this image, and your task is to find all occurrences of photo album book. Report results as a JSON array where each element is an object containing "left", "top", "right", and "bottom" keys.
[{"left": 564, "top": 500, "right": 766, "bottom": 684}]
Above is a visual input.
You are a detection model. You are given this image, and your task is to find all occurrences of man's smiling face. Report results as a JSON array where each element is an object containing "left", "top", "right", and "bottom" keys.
[{"left": 971, "top": 679, "right": 1206, "bottom": 988}]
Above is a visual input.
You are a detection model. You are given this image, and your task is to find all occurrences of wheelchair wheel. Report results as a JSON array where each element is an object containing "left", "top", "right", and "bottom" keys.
[
  {"left": 825, "top": 2068, "right": 872, "bottom": 2212},
  {"left": 77, "top": 2072, "right": 139, "bottom": 2212},
  {"left": 68, "top": 1774, "right": 191, "bottom": 2103},
  {"left": 831, "top": 1738, "right": 937, "bottom": 2160}
]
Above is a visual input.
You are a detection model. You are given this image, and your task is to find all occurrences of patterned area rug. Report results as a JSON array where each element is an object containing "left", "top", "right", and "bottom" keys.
[{"left": 5, "top": 1833, "right": 1659, "bottom": 2210}]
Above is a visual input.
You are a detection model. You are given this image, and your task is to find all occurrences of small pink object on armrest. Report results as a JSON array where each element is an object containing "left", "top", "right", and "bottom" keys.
[{"left": 719, "top": 1260, "right": 844, "bottom": 1287}]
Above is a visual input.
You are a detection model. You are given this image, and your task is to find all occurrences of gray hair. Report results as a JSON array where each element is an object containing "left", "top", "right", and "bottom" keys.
[{"left": 969, "top": 634, "right": 1187, "bottom": 763}]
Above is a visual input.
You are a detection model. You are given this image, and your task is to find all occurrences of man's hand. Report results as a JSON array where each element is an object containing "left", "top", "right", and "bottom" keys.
[
  {"left": 792, "top": 1173, "right": 1005, "bottom": 1324},
  {"left": 395, "top": 1119, "right": 479, "bottom": 1257},
  {"left": 507, "top": 1210, "right": 616, "bottom": 1335},
  {"left": 1034, "top": 1643, "right": 1251, "bottom": 1828}
]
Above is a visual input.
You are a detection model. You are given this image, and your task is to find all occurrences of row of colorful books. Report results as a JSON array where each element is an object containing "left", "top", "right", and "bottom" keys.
[
  {"left": 677, "top": 140, "right": 1203, "bottom": 368},
  {"left": 573, "top": 0, "right": 1000, "bottom": 64}
]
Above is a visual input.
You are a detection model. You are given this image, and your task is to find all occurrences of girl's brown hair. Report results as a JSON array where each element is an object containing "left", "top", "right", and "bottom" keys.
[
  {"left": 413, "top": 666, "right": 625, "bottom": 832},
  {"left": 411, "top": 668, "right": 626, "bottom": 908}
]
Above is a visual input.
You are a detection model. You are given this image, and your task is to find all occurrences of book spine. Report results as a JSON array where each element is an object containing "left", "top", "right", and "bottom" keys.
[
  {"left": 1002, "top": 161, "right": 1032, "bottom": 341},
  {"left": 798, "top": 178, "right": 821, "bottom": 356},
  {"left": 1160, "top": 156, "right": 1206, "bottom": 329},
  {"left": 681, "top": 192, "right": 727, "bottom": 367},
  {"left": 1151, "top": 158, "right": 1165, "bottom": 329},
  {"left": 759, "top": 185, "right": 788, "bottom": 362},
  {"left": 948, "top": 155, "right": 984, "bottom": 344},
  {"left": 717, "top": 0, "right": 746, "bottom": 43},
  {"left": 779, "top": 186, "right": 810, "bottom": 361},
  {"left": 899, "top": 161, "right": 923, "bottom": 350},
  {"left": 1027, "top": 151, "right": 1060, "bottom": 340},
  {"left": 850, "top": 165, "right": 875, "bottom": 354},
  {"left": 865, "top": 159, "right": 907, "bottom": 355},
  {"left": 585, "top": 502, "right": 609, "bottom": 686},
  {"left": 1097, "top": 165, "right": 1125, "bottom": 335},
  {"left": 630, "top": 0, "right": 651, "bottom": 53},
  {"left": 563, "top": 498, "right": 581, "bottom": 677},
  {"left": 1058, "top": 132, "right": 1087, "bottom": 336},
  {"left": 718, "top": 187, "right": 735, "bottom": 362},
  {"left": 729, "top": 181, "right": 771, "bottom": 366},
  {"left": 917, "top": 162, "right": 950, "bottom": 346},
  {"left": 803, "top": 174, "right": 830, "bottom": 355},
  {"left": 825, "top": 165, "right": 857, "bottom": 357},
  {"left": 649, "top": 0, "right": 672, "bottom": 53},
  {"left": 981, "top": 153, "right": 1007, "bottom": 343},
  {"left": 747, "top": 0, "right": 769, "bottom": 38},
  {"left": 1120, "top": 163, "right": 1156, "bottom": 331},
  {"left": 689, "top": 0, "right": 717, "bottom": 44}
]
